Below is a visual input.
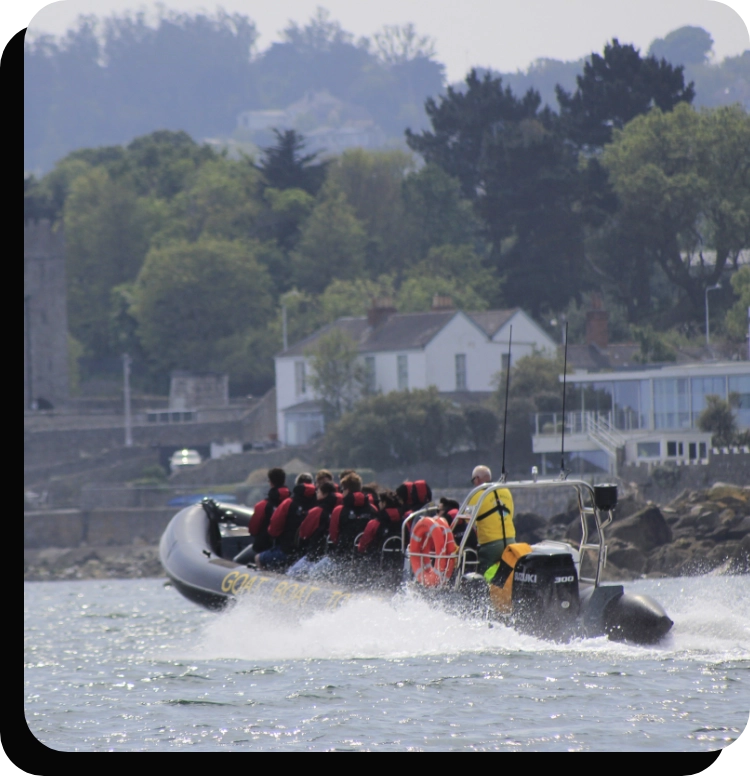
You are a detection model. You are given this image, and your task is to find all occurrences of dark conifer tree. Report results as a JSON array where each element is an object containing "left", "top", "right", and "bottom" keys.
[
  {"left": 555, "top": 39, "right": 695, "bottom": 150},
  {"left": 256, "top": 129, "right": 329, "bottom": 196}
]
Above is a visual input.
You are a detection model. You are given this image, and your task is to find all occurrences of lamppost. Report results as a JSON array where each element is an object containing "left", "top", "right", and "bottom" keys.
[
  {"left": 705, "top": 283, "right": 721, "bottom": 347},
  {"left": 281, "top": 290, "right": 301, "bottom": 352},
  {"left": 123, "top": 353, "right": 133, "bottom": 447}
]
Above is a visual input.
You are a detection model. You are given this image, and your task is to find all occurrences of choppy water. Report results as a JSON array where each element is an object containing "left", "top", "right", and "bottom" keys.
[{"left": 23, "top": 574, "right": 750, "bottom": 754}]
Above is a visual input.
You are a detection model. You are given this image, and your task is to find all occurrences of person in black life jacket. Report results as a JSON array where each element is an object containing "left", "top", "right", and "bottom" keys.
[
  {"left": 256, "top": 473, "right": 316, "bottom": 571},
  {"left": 328, "top": 472, "right": 378, "bottom": 557},
  {"left": 286, "top": 480, "right": 340, "bottom": 578},
  {"left": 242, "top": 468, "right": 289, "bottom": 563},
  {"left": 357, "top": 489, "right": 404, "bottom": 557}
]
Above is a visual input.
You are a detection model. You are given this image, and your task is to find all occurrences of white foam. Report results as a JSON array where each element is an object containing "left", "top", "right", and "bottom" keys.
[{"left": 187, "top": 576, "right": 750, "bottom": 663}]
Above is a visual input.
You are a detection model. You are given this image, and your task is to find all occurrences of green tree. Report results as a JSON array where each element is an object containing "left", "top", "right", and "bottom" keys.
[
  {"left": 395, "top": 244, "right": 500, "bottom": 312},
  {"left": 256, "top": 129, "right": 329, "bottom": 196},
  {"left": 406, "top": 69, "right": 585, "bottom": 314},
  {"left": 64, "top": 166, "right": 151, "bottom": 358},
  {"left": 325, "top": 148, "right": 414, "bottom": 276},
  {"left": 462, "top": 404, "right": 500, "bottom": 450},
  {"left": 401, "top": 164, "right": 482, "bottom": 262},
  {"left": 725, "top": 266, "right": 750, "bottom": 340},
  {"left": 648, "top": 27, "right": 714, "bottom": 67},
  {"left": 631, "top": 325, "right": 677, "bottom": 363},
  {"left": 258, "top": 186, "right": 315, "bottom": 253},
  {"left": 158, "top": 157, "right": 261, "bottom": 243},
  {"left": 321, "top": 387, "right": 465, "bottom": 469},
  {"left": 406, "top": 69, "right": 547, "bottom": 201},
  {"left": 319, "top": 276, "right": 397, "bottom": 322},
  {"left": 556, "top": 38, "right": 695, "bottom": 150},
  {"left": 697, "top": 395, "right": 737, "bottom": 447},
  {"left": 131, "top": 236, "right": 273, "bottom": 373},
  {"left": 290, "top": 187, "right": 368, "bottom": 292},
  {"left": 306, "top": 329, "right": 365, "bottom": 421},
  {"left": 600, "top": 103, "right": 750, "bottom": 316}
]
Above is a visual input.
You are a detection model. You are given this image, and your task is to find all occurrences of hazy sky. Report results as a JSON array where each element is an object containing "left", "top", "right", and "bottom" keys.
[{"left": 13, "top": 0, "right": 750, "bottom": 82}]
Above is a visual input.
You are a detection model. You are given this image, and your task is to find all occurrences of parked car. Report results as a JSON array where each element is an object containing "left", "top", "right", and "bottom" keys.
[{"left": 169, "top": 448, "right": 202, "bottom": 474}]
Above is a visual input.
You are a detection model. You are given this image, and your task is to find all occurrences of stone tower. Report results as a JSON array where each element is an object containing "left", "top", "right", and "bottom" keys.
[{"left": 24, "top": 220, "right": 69, "bottom": 409}]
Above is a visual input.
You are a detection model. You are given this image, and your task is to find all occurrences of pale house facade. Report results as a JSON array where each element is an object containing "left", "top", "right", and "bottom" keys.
[{"left": 274, "top": 301, "right": 557, "bottom": 445}]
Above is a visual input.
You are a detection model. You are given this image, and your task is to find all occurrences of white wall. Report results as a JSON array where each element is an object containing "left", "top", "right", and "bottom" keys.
[
  {"left": 492, "top": 311, "right": 557, "bottom": 356},
  {"left": 425, "top": 313, "right": 497, "bottom": 391}
]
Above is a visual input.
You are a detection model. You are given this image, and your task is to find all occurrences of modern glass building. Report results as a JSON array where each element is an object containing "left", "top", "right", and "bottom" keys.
[{"left": 532, "top": 362, "right": 750, "bottom": 474}]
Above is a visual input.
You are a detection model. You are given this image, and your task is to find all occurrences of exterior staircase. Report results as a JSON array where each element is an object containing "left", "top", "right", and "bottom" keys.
[{"left": 585, "top": 413, "right": 626, "bottom": 475}]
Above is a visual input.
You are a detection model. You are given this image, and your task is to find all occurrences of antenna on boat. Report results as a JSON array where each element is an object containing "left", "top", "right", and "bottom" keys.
[
  {"left": 559, "top": 321, "right": 569, "bottom": 480},
  {"left": 500, "top": 325, "right": 512, "bottom": 484}
]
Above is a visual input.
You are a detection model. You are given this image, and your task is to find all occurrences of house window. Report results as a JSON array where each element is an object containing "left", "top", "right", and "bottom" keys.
[
  {"left": 295, "top": 361, "right": 306, "bottom": 396},
  {"left": 666, "top": 441, "right": 684, "bottom": 457},
  {"left": 364, "top": 356, "right": 376, "bottom": 393},
  {"left": 455, "top": 354, "right": 467, "bottom": 390},
  {"left": 501, "top": 353, "right": 511, "bottom": 372},
  {"left": 637, "top": 441, "right": 661, "bottom": 458},
  {"left": 397, "top": 355, "right": 408, "bottom": 390}
]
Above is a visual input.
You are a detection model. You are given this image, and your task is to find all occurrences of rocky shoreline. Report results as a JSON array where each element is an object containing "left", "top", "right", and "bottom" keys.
[
  {"left": 24, "top": 544, "right": 165, "bottom": 582},
  {"left": 24, "top": 483, "right": 749, "bottom": 583},
  {"left": 515, "top": 482, "right": 750, "bottom": 580}
]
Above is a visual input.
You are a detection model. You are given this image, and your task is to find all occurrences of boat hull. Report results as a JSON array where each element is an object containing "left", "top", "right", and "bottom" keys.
[{"left": 159, "top": 505, "right": 673, "bottom": 644}]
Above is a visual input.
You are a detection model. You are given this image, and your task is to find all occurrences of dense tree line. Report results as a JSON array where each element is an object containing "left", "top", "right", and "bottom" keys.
[
  {"left": 23, "top": 28, "right": 749, "bottom": 408},
  {"left": 24, "top": 8, "right": 444, "bottom": 174}
]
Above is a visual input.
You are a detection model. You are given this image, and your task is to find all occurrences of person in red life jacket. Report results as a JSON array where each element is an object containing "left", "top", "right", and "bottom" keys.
[
  {"left": 256, "top": 473, "right": 317, "bottom": 571},
  {"left": 357, "top": 489, "right": 404, "bottom": 556},
  {"left": 286, "top": 480, "right": 341, "bottom": 578},
  {"left": 396, "top": 480, "right": 433, "bottom": 525},
  {"left": 439, "top": 496, "right": 478, "bottom": 554},
  {"left": 363, "top": 484, "right": 380, "bottom": 509},
  {"left": 328, "top": 472, "right": 378, "bottom": 557},
  {"left": 239, "top": 468, "right": 289, "bottom": 564}
]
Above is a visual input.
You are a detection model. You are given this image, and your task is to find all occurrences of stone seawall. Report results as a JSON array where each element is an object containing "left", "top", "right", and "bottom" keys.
[{"left": 24, "top": 507, "right": 177, "bottom": 549}]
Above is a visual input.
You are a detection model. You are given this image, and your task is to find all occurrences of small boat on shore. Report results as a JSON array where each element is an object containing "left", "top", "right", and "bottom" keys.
[{"left": 159, "top": 477, "right": 673, "bottom": 645}]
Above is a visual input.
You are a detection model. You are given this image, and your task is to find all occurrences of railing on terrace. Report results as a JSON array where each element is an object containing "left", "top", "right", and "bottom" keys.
[{"left": 533, "top": 410, "right": 644, "bottom": 436}]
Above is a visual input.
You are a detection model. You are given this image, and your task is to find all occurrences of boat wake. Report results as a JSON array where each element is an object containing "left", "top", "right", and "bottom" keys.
[{"left": 187, "top": 575, "right": 750, "bottom": 664}]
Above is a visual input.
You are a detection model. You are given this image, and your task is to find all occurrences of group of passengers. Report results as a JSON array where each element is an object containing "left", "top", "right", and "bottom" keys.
[{"left": 231, "top": 463, "right": 516, "bottom": 582}]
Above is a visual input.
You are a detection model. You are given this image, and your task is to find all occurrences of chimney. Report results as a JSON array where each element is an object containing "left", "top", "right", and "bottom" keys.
[
  {"left": 585, "top": 293, "right": 609, "bottom": 348},
  {"left": 367, "top": 297, "right": 396, "bottom": 328},
  {"left": 431, "top": 294, "right": 454, "bottom": 311}
]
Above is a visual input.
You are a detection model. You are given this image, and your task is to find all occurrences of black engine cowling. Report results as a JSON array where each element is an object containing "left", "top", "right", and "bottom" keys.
[{"left": 511, "top": 546, "right": 580, "bottom": 640}]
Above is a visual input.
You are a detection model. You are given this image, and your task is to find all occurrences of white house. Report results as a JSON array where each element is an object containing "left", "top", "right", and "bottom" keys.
[{"left": 274, "top": 300, "right": 557, "bottom": 445}]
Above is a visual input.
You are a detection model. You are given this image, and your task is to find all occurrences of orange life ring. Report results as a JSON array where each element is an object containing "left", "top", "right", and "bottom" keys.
[{"left": 409, "top": 516, "right": 457, "bottom": 587}]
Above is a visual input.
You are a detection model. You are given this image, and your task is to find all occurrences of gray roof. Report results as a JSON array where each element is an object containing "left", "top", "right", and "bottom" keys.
[
  {"left": 278, "top": 309, "right": 519, "bottom": 358},
  {"left": 563, "top": 343, "right": 700, "bottom": 372}
]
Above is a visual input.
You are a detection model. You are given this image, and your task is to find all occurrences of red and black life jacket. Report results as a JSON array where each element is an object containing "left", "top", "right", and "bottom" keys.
[
  {"left": 397, "top": 480, "right": 432, "bottom": 510},
  {"left": 298, "top": 491, "right": 340, "bottom": 560},
  {"left": 358, "top": 507, "right": 403, "bottom": 554},
  {"left": 330, "top": 491, "right": 377, "bottom": 552},
  {"left": 248, "top": 486, "right": 290, "bottom": 552},
  {"left": 273, "top": 483, "right": 317, "bottom": 556}
]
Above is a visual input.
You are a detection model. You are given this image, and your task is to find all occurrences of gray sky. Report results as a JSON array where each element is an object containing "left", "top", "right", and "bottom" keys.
[{"left": 14, "top": 0, "right": 750, "bottom": 82}]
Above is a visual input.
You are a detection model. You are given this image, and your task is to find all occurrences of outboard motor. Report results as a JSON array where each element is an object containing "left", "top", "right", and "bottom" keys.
[{"left": 511, "top": 545, "right": 581, "bottom": 640}]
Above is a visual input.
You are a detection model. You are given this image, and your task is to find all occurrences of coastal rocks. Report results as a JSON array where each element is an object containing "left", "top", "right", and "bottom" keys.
[
  {"left": 514, "top": 512, "right": 549, "bottom": 544},
  {"left": 24, "top": 546, "right": 164, "bottom": 581},
  {"left": 608, "top": 505, "right": 672, "bottom": 552},
  {"left": 603, "top": 484, "right": 749, "bottom": 579}
]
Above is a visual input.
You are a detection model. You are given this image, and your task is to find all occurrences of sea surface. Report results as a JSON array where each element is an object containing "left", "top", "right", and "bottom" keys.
[{"left": 23, "top": 574, "right": 750, "bottom": 753}]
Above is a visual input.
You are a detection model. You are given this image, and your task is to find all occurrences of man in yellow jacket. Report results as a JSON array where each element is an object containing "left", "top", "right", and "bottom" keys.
[{"left": 466, "top": 465, "right": 515, "bottom": 573}]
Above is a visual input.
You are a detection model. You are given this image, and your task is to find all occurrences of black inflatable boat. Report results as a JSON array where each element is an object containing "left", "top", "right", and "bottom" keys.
[{"left": 159, "top": 478, "right": 673, "bottom": 645}]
